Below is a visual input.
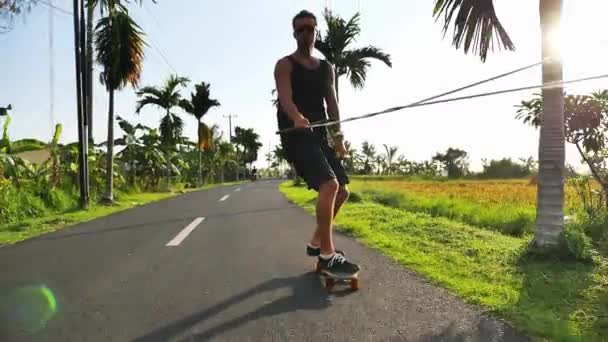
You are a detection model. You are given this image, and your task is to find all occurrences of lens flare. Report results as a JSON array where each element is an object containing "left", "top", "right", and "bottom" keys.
[{"left": 1, "top": 285, "right": 58, "bottom": 336}]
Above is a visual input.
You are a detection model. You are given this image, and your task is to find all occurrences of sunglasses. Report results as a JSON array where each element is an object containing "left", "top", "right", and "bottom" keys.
[{"left": 294, "top": 25, "right": 317, "bottom": 35}]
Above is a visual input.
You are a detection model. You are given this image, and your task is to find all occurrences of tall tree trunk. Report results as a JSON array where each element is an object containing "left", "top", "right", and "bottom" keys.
[
  {"left": 165, "top": 110, "right": 172, "bottom": 191},
  {"left": 86, "top": 2, "right": 94, "bottom": 145},
  {"left": 165, "top": 148, "right": 171, "bottom": 190},
  {"left": 198, "top": 149, "right": 202, "bottom": 187},
  {"left": 130, "top": 149, "right": 136, "bottom": 187},
  {"left": 533, "top": 0, "right": 565, "bottom": 249},
  {"left": 105, "top": 88, "right": 115, "bottom": 202},
  {"left": 335, "top": 75, "right": 340, "bottom": 103}
]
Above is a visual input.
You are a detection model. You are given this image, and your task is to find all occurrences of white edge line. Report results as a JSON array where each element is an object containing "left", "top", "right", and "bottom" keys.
[
  {"left": 234, "top": 188, "right": 241, "bottom": 192},
  {"left": 166, "top": 217, "right": 205, "bottom": 247},
  {"left": 219, "top": 194, "right": 230, "bottom": 202}
]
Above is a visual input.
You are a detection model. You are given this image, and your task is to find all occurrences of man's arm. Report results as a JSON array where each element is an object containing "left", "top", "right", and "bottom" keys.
[
  {"left": 274, "top": 58, "right": 307, "bottom": 125},
  {"left": 325, "top": 63, "right": 343, "bottom": 140}
]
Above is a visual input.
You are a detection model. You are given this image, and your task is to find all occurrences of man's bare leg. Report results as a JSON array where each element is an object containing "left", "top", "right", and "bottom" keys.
[
  {"left": 310, "top": 184, "right": 349, "bottom": 247},
  {"left": 315, "top": 179, "right": 340, "bottom": 255}
]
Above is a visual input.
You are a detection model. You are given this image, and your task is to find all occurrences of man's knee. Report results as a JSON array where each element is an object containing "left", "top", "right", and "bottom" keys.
[
  {"left": 319, "top": 178, "right": 339, "bottom": 194},
  {"left": 338, "top": 185, "right": 350, "bottom": 201}
]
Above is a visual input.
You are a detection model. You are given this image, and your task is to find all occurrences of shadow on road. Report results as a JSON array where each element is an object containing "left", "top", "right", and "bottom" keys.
[
  {"left": 132, "top": 271, "right": 348, "bottom": 342},
  {"left": 417, "top": 315, "right": 530, "bottom": 342}
]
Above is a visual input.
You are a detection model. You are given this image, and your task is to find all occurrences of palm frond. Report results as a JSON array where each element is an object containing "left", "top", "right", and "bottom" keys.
[
  {"left": 94, "top": 7, "right": 146, "bottom": 90},
  {"left": 344, "top": 57, "right": 368, "bottom": 89},
  {"left": 515, "top": 93, "right": 543, "bottom": 128},
  {"left": 135, "top": 86, "right": 163, "bottom": 99},
  {"left": 348, "top": 46, "right": 392, "bottom": 67},
  {"left": 433, "top": 0, "right": 515, "bottom": 62},
  {"left": 159, "top": 112, "right": 184, "bottom": 147},
  {"left": 314, "top": 34, "right": 333, "bottom": 61},
  {"left": 181, "top": 81, "right": 221, "bottom": 121},
  {"left": 341, "top": 46, "right": 391, "bottom": 89},
  {"left": 165, "top": 74, "right": 190, "bottom": 94},
  {"left": 135, "top": 95, "right": 165, "bottom": 113},
  {"left": 178, "top": 98, "right": 195, "bottom": 116},
  {"left": 88, "top": 0, "right": 153, "bottom": 15},
  {"left": 342, "top": 11, "right": 362, "bottom": 47},
  {"left": 315, "top": 9, "right": 361, "bottom": 64},
  {"left": 198, "top": 122, "right": 213, "bottom": 151},
  {"left": 316, "top": 9, "right": 391, "bottom": 92}
]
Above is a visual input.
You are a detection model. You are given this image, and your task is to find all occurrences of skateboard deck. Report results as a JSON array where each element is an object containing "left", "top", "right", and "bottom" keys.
[{"left": 314, "top": 260, "right": 360, "bottom": 292}]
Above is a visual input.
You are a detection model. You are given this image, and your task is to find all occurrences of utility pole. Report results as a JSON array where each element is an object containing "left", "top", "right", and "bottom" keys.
[
  {"left": 49, "top": 0, "right": 55, "bottom": 138},
  {"left": 223, "top": 114, "right": 237, "bottom": 143},
  {"left": 72, "top": 0, "right": 90, "bottom": 209},
  {"left": 223, "top": 114, "right": 238, "bottom": 180}
]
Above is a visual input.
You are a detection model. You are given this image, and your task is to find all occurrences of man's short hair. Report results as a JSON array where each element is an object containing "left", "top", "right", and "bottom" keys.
[{"left": 292, "top": 10, "right": 317, "bottom": 28}]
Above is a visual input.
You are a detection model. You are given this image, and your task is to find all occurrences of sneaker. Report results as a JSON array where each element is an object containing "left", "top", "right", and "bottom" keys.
[
  {"left": 306, "top": 245, "right": 345, "bottom": 257},
  {"left": 317, "top": 253, "right": 359, "bottom": 278}
]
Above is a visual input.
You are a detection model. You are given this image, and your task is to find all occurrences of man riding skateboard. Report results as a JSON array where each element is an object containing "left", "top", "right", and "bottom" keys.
[{"left": 274, "top": 10, "right": 359, "bottom": 277}]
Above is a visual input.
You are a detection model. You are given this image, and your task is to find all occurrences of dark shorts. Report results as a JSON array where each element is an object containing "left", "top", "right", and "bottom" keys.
[{"left": 286, "top": 131, "right": 349, "bottom": 192}]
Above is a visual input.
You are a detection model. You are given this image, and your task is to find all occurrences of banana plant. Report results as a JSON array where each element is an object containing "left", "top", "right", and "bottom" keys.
[
  {"left": 1, "top": 114, "right": 11, "bottom": 153},
  {"left": 41, "top": 124, "right": 63, "bottom": 187},
  {"left": 115, "top": 115, "right": 147, "bottom": 186}
]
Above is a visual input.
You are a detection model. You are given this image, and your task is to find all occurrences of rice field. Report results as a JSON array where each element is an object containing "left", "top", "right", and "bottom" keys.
[
  {"left": 350, "top": 177, "right": 584, "bottom": 210},
  {"left": 344, "top": 176, "right": 596, "bottom": 236}
]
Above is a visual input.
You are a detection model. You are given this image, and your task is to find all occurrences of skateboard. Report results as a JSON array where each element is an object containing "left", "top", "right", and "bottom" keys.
[{"left": 314, "top": 260, "right": 360, "bottom": 292}]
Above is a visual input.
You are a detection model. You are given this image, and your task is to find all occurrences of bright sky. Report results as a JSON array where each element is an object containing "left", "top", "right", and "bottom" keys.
[{"left": 2, "top": 0, "right": 608, "bottom": 172}]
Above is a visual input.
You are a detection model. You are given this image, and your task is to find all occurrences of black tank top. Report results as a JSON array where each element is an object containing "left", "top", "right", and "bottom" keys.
[{"left": 276, "top": 55, "right": 330, "bottom": 142}]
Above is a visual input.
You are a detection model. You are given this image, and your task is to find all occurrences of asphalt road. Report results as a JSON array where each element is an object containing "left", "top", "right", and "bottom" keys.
[{"left": 0, "top": 180, "right": 530, "bottom": 341}]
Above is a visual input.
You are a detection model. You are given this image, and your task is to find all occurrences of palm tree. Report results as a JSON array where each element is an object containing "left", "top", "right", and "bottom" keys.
[
  {"left": 314, "top": 8, "right": 392, "bottom": 103},
  {"left": 360, "top": 141, "right": 376, "bottom": 175},
  {"left": 136, "top": 74, "right": 190, "bottom": 190},
  {"left": 214, "top": 141, "right": 239, "bottom": 183},
  {"left": 232, "top": 126, "right": 263, "bottom": 174},
  {"left": 85, "top": 0, "right": 155, "bottom": 145},
  {"left": 179, "top": 81, "right": 221, "bottom": 187},
  {"left": 343, "top": 140, "right": 363, "bottom": 174},
  {"left": 433, "top": 0, "right": 565, "bottom": 250},
  {"left": 382, "top": 144, "right": 400, "bottom": 175},
  {"left": 94, "top": 3, "right": 145, "bottom": 203}
]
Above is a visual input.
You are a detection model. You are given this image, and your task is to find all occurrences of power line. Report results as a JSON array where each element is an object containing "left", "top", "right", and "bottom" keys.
[
  {"left": 38, "top": 0, "right": 73, "bottom": 15},
  {"left": 277, "top": 59, "right": 545, "bottom": 133},
  {"left": 38, "top": 0, "right": 178, "bottom": 76},
  {"left": 139, "top": 2, "right": 178, "bottom": 74},
  {"left": 277, "top": 68, "right": 608, "bottom": 134},
  {"left": 146, "top": 36, "right": 178, "bottom": 74}
]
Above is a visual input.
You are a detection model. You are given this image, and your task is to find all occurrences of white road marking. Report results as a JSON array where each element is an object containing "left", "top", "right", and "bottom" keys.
[
  {"left": 234, "top": 188, "right": 241, "bottom": 192},
  {"left": 166, "top": 217, "right": 205, "bottom": 247},
  {"left": 219, "top": 194, "right": 230, "bottom": 202}
]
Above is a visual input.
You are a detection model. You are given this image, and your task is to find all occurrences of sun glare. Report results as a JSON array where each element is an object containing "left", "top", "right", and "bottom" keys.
[{"left": 557, "top": 2, "right": 608, "bottom": 77}]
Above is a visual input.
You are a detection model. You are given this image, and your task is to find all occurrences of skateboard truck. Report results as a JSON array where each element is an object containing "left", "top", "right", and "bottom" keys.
[{"left": 314, "top": 261, "right": 360, "bottom": 292}]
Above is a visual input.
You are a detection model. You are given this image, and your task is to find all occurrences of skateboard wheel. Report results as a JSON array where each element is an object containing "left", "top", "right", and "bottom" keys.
[{"left": 350, "top": 278, "right": 359, "bottom": 290}]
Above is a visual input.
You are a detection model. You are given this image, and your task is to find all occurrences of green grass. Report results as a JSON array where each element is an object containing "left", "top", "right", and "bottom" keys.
[
  {"left": 357, "top": 188, "right": 535, "bottom": 236},
  {"left": 0, "top": 181, "right": 244, "bottom": 246},
  {"left": 280, "top": 181, "right": 608, "bottom": 342}
]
